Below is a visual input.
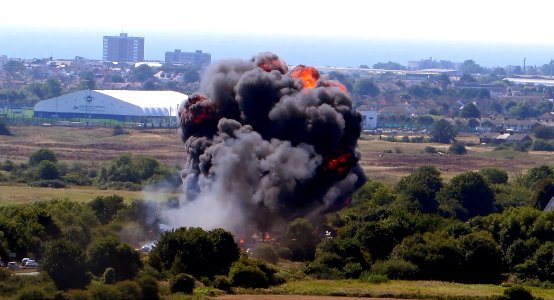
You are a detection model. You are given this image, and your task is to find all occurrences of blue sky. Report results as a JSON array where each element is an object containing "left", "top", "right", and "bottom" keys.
[{"left": 3, "top": 0, "right": 554, "bottom": 44}]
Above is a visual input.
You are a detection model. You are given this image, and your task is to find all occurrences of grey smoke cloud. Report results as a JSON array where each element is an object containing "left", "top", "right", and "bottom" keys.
[{"left": 165, "top": 52, "right": 366, "bottom": 236}]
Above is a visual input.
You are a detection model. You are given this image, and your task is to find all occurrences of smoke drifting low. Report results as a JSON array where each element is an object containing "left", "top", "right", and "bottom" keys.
[{"left": 164, "top": 52, "right": 366, "bottom": 235}]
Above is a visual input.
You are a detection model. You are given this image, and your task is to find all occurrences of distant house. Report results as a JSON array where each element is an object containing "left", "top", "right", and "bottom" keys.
[
  {"left": 479, "top": 132, "right": 532, "bottom": 144},
  {"left": 479, "top": 119, "right": 541, "bottom": 132}
]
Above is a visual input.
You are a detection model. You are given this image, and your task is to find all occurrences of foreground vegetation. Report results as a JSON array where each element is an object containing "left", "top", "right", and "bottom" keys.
[{"left": 3, "top": 127, "right": 554, "bottom": 299}]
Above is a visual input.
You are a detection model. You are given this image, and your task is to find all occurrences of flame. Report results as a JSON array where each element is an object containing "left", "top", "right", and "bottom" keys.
[
  {"left": 322, "top": 149, "right": 356, "bottom": 176},
  {"left": 180, "top": 94, "right": 216, "bottom": 125},
  {"left": 290, "top": 65, "right": 319, "bottom": 89},
  {"left": 319, "top": 80, "right": 347, "bottom": 93}
]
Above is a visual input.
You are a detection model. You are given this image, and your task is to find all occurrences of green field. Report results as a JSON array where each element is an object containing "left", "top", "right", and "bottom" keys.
[{"left": 235, "top": 279, "right": 554, "bottom": 300}]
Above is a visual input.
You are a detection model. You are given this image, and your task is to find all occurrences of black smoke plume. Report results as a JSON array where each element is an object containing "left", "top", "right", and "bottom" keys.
[{"left": 165, "top": 52, "right": 366, "bottom": 235}]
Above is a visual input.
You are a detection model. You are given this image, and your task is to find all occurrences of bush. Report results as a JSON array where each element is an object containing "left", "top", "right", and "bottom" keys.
[
  {"left": 28, "top": 179, "right": 66, "bottom": 188},
  {"left": 15, "top": 286, "right": 52, "bottom": 300},
  {"left": 170, "top": 273, "right": 195, "bottom": 294},
  {"left": 532, "top": 139, "right": 554, "bottom": 151},
  {"left": 1, "top": 160, "right": 15, "bottom": 171},
  {"left": 303, "top": 260, "right": 342, "bottom": 279},
  {"left": 250, "top": 243, "right": 279, "bottom": 264},
  {"left": 212, "top": 275, "right": 231, "bottom": 292},
  {"left": 423, "top": 146, "right": 437, "bottom": 154},
  {"left": 229, "top": 262, "right": 269, "bottom": 288},
  {"left": 342, "top": 262, "right": 363, "bottom": 279},
  {"left": 359, "top": 272, "right": 389, "bottom": 283},
  {"left": 499, "top": 285, "right": 536, "bottom": 300},
  {"left": 370, "top": 259, "right": 419, "bottom": 279},
  {"left": 29, "top": 148, "right": 57, "bottom": 165},
  {"left": 36, "top": 160, "right": 60, "bottom": 180},
  {"left": 0, "top": 118, "right": 13, "bottom": 136},
  {"left": 112, "top": 125, "right": 127, "bottom": 136},
  {"left": 449, "top": 142, "right": 467, "bottom": 155},
  {"left": 479, "top": 167, "right": 509, "bottom": 184}
]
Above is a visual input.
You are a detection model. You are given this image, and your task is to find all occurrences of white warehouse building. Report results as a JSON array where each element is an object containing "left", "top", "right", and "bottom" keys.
[{"left": 33, "top": 90, "right": 188, "bottom": 122}]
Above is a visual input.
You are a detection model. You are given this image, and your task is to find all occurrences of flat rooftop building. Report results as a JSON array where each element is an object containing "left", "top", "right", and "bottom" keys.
[{"left": 103, "top": 33, "right": 145, "bottom": 63}]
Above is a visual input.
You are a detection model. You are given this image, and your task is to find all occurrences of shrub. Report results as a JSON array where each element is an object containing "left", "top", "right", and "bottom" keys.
[
  {"left": 29, "top": 148, "right": 57, "bottom": 165},
  {"left": 112, "top": 125, "right": 127, "bottom": 136},
  {"left": 229, "top": 262, "right": 269, "bottom": 288},
  {"left": 342, "top": 262, "right": 363, "bottom": 279},
  {"left": 499, "top": 285, "right": 536, "bottom": 300},
  {"left": 401, "top": 136, "right": 410, "bottom": 142},
  {"left": 1, "top": 160, "right": 15, "bottom": 171},
  {"left": 212, "top": 275, "right": 231, "bottom": 292},
  {"left": 36, "top": 160, "right": 60, "bottom": 180},
  {"left": 479, "top": 167, "right": 509, "bottom": 184},
  {"left": 0, "top": 118, "right": 13, "bottom": 136},
  {"left": 359, "top": 272, "right": 388, "bottom": 283},
  {"left": 303, "top": 260, "right": 342, "bottom": 279},
  {"left": 532, "top": 139, "right": 554, "bottom": 151},
  {"left": 449, "top": 142, "right": 467, "bottom": 155},
  {"left": 250, "top": 243, "right": 279, "bottom": 264},
  {"left": 135, "top": 274, "right": 160, "bottom": 300},
  {"left": 170, "top": 273, "right": 195, "bottom": 294},
  {"left": 423, "top": 146, "right": 437, "bottom": 154},
  {"left": 15, "top": 286, "right": 52, "bottom": 300},
  {"left": 370, "top": 259, "right": 418, "bottom": 279},
  {"left": 28, "top": 179, "right": 66, "bottom": 188}
]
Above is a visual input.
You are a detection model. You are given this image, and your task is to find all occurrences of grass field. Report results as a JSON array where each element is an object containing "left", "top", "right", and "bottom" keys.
[
  {"left": 233, "top": 279, "right": 554, "bottom": 300},
  {"left": 1, "top": 126, "right": 553, "bottom": 205}
]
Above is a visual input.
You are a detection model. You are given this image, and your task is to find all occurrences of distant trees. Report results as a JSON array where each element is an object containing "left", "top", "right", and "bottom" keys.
[
  {"left": 88, "top": 194, "right": 125, "bottom": 224},
  {"left": 460, "top": 103, "right": 481, "bottom": 118},
  {"left": 282, "top": 218, "right": 321, "bottom": 261},
  {"left": 372, "top": 61, "right": 406, "bottom": 70},
  {"left": 29, "top": 148, "right": 57, "bottom": 165},
  {"left": 353, "top": 79, "right": 380, "bottom": 97},
  {"left": 430, "top": 119, "right": 457, "bottom": 143},
  {"left": 79, "top": 71, "right": 96, "bottom": 90},
  {"left": 396, "top": 166, "right": 442, "bottom": 213},
  {"left": 438, "top": 172, "right": 494, "bottom": 220},
  {"left": 132, "top": 65, "right": 153, "bottom": 82},
  {"left": 460, "top": 60, "right": 485, "bottom": 74},
  {"left": 86, "top": 236, "right": 142, "bottom": 281},
  {"left": 534, "top": 125, "right": 554, "bottom": 140}
]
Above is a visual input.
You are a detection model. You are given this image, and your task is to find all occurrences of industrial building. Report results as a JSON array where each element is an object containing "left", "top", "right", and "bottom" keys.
[
  {"left": 103, "top": 33, "right": 145, "bottom": 62},
  {"left": 359, "top": 110, "right": 378, "bottom": 129},
  {"left": 33, "top": 90, "right": 187, "bottom": 125}
]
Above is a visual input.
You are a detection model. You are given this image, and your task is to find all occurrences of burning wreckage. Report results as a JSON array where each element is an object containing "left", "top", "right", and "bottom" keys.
[{"left": 163, "top": 52, "right": 366, "bottom": 241}]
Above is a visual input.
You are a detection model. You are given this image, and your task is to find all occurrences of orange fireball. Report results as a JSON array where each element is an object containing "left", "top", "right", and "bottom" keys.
[{"left": 290, "top": 65, "right": 320, "bottom": 89}]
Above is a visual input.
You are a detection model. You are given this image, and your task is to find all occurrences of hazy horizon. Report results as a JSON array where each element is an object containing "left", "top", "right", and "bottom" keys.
[{"left": 2, "top": 29, "right": 554, "bottom": 69}]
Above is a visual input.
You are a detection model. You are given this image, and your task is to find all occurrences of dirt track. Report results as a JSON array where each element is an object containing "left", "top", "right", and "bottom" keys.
[{"left": 218, "top": 296, "right": 417, "bottom": 300}]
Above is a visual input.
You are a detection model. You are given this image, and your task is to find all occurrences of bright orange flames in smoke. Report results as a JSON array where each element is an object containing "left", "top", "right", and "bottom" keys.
[{"left": 290, "top": 65, "right": 320, "bottom": 89}]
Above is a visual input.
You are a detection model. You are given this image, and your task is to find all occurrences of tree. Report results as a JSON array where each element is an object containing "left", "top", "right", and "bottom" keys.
[
  {"left": 88, "top": 194, "right": 126, "bottom": 224},
  {"left": 79, "top": 71, "right": 96, "bottom": 90},
  {"left": 430, "top": 119, "right": 457, "bottom": 143},
  {"left": 437, "top": 74, "right": 451, "bottom": 89},
  {"left": 86, "top": 236, "right": 142, "bottom": 281},
  {"left": 456, "top": 232, "right": 504, "bottom": 283},
  {"left": 36, "top": 160, "right": 60, "bottom": 180},
  {"left": 0, "top": 119, "right": 13, "bottom": 136},
  {"left": 534, "top": 125, "right": 554, "bottom": 140},
  {"left": 41, "top": 239, "right": 90, "bottom": 290},
  {"left": 282, "top": 218, "right": 320, "bottom": 261},
  {"left": 372, "top": 61, "right": 406, "bottom": 70},
  {"left": 132, "top": 64, "right": 153, "bottom": 82},
  {"left": 353, "top": 78, "right": 380, "bottom": 97},
  {"left": 44, "top": 78, "right": 62, "bottom": 98},
  {"left": 532, "top": 178, "right": 554, "bottom": 210},
  {"left": 396, "top": 166, "right": 442, "bottom": 213},
  {"left": 449, "top": 143, "right": 467, "bottom": 155},
  {"left": 437, "top": 172, "right": 494, "bottom": 220},
  {"left": 149, "top": 227, "right": 239, "bottom": 278},
  {"left": 29, "top": 148, "right": 57, "bottom": 165},
  {"left": 479, "top": 167, "right": 508, "bottom": 184},
  {"left": 460, "top": 59, "right": 484, "bottom": 74},
  {"left": 460, "top": 103, "right": 481, "bottom": 118}
]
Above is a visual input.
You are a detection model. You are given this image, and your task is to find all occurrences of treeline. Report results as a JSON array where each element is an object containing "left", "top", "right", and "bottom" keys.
[
  {"left": 3, "top": 152, "right": 554, "bottom": 298},
  {"left": 0, "top": 148, "right": 180, "bottom": 190}
]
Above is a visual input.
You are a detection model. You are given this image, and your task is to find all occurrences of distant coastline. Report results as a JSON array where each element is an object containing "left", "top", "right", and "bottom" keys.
[{"left": 2, "top": 28, "right": 554, "bottom": 68}]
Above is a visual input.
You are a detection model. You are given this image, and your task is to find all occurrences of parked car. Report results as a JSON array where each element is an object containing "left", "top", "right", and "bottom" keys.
[
  {"left": 7, "top": 262, "right": 19, "bottom": 270},
  {"left": 21, "top": 258, "right": 30, "bottom": 266},
  {"left": 24, "top": 260, "right": 39, "bottom": 268}
]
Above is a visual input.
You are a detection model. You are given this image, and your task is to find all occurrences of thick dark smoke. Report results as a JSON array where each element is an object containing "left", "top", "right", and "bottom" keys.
[{"left": 165, "top": 52, "right": 366, "bottom": 236}]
